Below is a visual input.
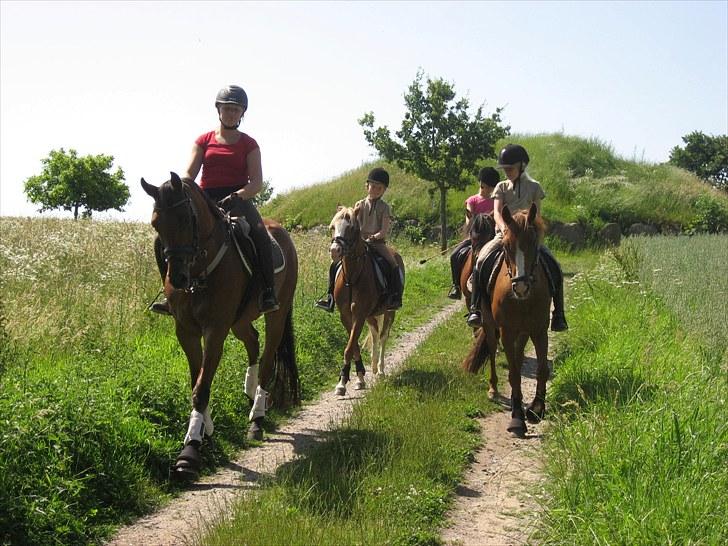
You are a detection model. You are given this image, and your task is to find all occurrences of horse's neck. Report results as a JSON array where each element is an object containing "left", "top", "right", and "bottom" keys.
[{"left": 342, "top": 239, "right": 370, "bottom": 279}]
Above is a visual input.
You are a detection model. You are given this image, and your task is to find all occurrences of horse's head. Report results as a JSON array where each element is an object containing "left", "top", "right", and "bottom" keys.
[
  {"left": 469, "top": 213, "right": 496, "bottom": 257},
  {"left": 328, "top": 205, "right": 361, "bottom": 261},
  {"left": 141, "top": 172, "right": 199, "bottom": 290},
  {"left": 501, "top": 203, "right": 544, "bottom": 299}
]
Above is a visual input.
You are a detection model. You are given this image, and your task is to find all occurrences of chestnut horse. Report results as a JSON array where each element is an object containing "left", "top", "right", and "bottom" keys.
[
  {"left": 141, "top": 173, "right": 299, "bottom": 481},
  {"left": 462, "top": 203, "right": 550, "bottom": 437},
  {"left": 327, "top": 207, "right": 405, "bottom": 396}
]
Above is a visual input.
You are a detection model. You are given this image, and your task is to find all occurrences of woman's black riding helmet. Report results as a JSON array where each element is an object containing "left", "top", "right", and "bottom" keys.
[{"left": 215, "top": 85, "right": 248, "bottom": 112}]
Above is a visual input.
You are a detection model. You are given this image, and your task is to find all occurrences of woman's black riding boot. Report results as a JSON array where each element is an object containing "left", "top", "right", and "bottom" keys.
[
  {"left": 448, "top": 249, "right": 462, "bottom": 299},
  {"left": 315, "top": 263, "right": 336, "bottom": 312},
  {"left": 149, "top": 236, "right": 172, "bottom": 316},
  {"left": 541, "top": 247, "right": 568, "bottom": 331},
  {"left": 236, "top": 199, "right": 279, "bottom": 314}
]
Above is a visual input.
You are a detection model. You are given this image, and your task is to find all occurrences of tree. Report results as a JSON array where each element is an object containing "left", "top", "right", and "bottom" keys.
[
  {"left": 669, "top": 131, "right": 728, "bottom": 191},
  {"left": 252, "top": 178, "right": 274, "bottom": 207},
  {"left": 24, "top": 148, "right": 129, "bottom": 219},
  {"left": 359, "top": 70, "right": 509, "bottom": 249}
]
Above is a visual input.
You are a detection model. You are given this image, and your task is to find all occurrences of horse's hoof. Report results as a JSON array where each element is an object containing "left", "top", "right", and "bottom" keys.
[
  {"left": 488, "top": 388, "right": 498, "bottom": 400},
  {"left": 169, "top": 443, "right": 201, "bottom": 483},
  {"left": 247, "top": 418, "right": 264, "bottom": 441},
  {"left": 526, "top": 406, "right": 545, "bottom": 424},
  {"left": 507, "top": 418, "right": 527, "bottom": 438},
  {"left": 376, "top": 370, "right": 385, "bottom": 377},
  {"left": 334, "top": 385, "right": 347, "bottom": 396},
  {"left": 353, "top": 380, "right": 366, "bottom": 390}
]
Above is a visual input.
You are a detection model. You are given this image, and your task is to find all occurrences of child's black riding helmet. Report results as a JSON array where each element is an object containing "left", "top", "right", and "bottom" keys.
[
  {"left": 367, "top": 167, "right": 390, "bottom": 187},
  {"left": 478, "top": 167, "right": 500, "bottom": 187}
]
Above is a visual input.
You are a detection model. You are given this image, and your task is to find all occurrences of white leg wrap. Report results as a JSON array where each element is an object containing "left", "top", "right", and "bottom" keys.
[
  {"left": 184, "top": 409, "right": 206, "bottom": 445},
  {"left": 249, "top": 385, "right": 269, "bottom": 421},
  {"left": 245, "top": 364, "right": 259, "bottom": 399},
  {"left": 203, "top": 408, "right": 214, "bottom": 437}
]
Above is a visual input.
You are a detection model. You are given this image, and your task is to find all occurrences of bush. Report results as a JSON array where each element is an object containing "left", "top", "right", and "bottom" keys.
[{"left": 687, "top": 195, "right": 728, "bottom": 234}]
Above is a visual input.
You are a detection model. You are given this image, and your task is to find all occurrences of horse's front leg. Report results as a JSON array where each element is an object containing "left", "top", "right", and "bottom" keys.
[
  {"left": 503, "top": 330, "right": 529, "bottom": 438},
  {"left": 526, "top": 328, "right": 550, "bottom": 423},
  {"left": 170, "top": 323, "right": 219, "bottom": 482},
  {"left": 337, "top": 316, "right": 366, "bottom": 394}
]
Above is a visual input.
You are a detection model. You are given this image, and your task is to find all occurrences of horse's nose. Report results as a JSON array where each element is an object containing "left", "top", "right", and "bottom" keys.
[
  {"left": 170, "top": 269, "right": 190, "bottom": 290},
  {"left": 330, "top": 245, "right": 342, "bottom": 260}
]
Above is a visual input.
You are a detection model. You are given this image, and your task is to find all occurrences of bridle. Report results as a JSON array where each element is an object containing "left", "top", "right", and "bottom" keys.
[
  {"left": 502, "top": 226, "right": 541, "bottom": 290},
  {"left": 156, "top": 183, "right": 230, "bottom": 291},
  {"left": 330, "top": 223, "right": 368, "bottom": 287}
]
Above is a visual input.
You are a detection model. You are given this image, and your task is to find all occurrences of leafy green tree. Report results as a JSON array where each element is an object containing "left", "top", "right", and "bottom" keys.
[
  {"left": 24, "top": 148, "right": 129, "bottom": 219},
  {"left": 669, "top": 131, "right": 728, "bottom": 191},
  {"left": 359, "top": 70, "right": 509, "bottom": 249},
  {"left": 252, "top": 178, "right": 274, "bottom": 207}
]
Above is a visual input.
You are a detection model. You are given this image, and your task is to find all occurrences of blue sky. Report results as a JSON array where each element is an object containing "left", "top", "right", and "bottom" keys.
[{"left": 1, "top": 0, "right": 726, "bottom": 222}]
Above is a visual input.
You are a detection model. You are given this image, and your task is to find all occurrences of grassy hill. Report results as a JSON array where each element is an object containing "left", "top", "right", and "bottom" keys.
[{"left": 261, "top": 133, "right": 728, "bottom": 243}]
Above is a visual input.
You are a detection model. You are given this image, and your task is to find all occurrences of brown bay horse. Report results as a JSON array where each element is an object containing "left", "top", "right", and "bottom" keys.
[
  {"left": 459, "top": 213, "right": 497, "bottom": 309},
  {"left": 462, "top": 203, "right": 550, "bottom": 437},
  {"left": 141, "top": 172, "right": 299, "bottom": 481},
  {"left": 327, "top": 207, "right": 405, "bottom": 396}
]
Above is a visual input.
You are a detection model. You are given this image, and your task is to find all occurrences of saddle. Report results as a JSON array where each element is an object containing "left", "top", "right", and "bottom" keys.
[
  {"left": 477, "top": 248, "right": 556, "bottom": 302},
  {"left": 366, "top": 243, "right": 400, "bottom": 294},
  {"left": 229, "top": 215, "right": 285, "bottom": 276}
]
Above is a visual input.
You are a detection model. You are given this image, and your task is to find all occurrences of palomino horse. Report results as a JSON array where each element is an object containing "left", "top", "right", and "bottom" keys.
[
  {"left": 327, "top": 206, "right": 405, "bottom": 396},
  {"left": 141, "top": 173, "right": 299, "bottom": 481},
  {"left": 462, "top": 203, "right": 550, "bottom": 437}
]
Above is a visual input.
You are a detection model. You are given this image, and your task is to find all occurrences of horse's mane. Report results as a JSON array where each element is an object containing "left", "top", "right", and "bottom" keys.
[{"left": 329, "top": 206, "right": 357, "bottom": 229}]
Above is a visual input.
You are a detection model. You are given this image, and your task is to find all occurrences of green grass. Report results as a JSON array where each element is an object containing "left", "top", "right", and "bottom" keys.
[
  {"left": 0, "top": 217, "right": 450, "bottom": 545},
  {"left": 539, "top": 236, "right": 728, "bottom": 544},
  {"left": 196, "top": 311, "right": 495, "bottom": 546}
]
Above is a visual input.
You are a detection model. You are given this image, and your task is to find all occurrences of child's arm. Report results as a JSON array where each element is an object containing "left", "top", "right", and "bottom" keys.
[{"left": 366, "top": 213, "right": 391, "bottom": 242}]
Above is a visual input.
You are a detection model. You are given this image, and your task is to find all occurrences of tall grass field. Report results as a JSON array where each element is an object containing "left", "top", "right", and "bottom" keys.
[
  {"left": 539, "top": 234, "right": 727, "bottom": 544},
  {"left": 0, "top": 216, "right": 450, "bottom": 545}
]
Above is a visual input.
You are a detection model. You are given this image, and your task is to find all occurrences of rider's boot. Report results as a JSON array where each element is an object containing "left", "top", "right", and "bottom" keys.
[
  {"left": 541, "top": 247, "right": 568, "bottom": 331},
  {"left": 315, "top": 262, "right": 336, "bottom": 312},
  {"left": 448, "top": 284, "right": 462, "bottom": 300},
  {"left": 386, "top": 266, "right": 403, "bottom": 310},
  {"left": 466, "top": 267, "right": 483, "bottom": 327},
  {"left": 448, "top": 250, "right": 462, "bottom": 299}
]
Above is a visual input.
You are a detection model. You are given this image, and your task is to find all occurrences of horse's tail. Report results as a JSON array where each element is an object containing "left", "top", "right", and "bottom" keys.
[
  {"left": 462, "top": 327, "right": 489, "bottom": 374},
  {"left": 270, "top": 307, "right": 300, "bottom": 408}
]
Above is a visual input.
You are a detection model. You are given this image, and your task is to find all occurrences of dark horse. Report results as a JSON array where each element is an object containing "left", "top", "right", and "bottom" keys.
[
  {"left": 462, "top": 204, "right": 550, "bottom": 437},
  {"left": 458, "top": 213, "right": 497, "bottom": 310},
  {"left": 327, "top": 206, "right": 405, "bottom": 395},
  {"left": 141, "top": 172, "right": 299, "bottom": 481}
]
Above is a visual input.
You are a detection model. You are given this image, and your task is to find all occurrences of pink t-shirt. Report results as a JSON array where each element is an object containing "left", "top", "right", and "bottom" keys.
[
  {"left": 465, "top": 194, "right": 494, "bottom": 216},
  {"left": 195, "top": 131, "right": 259, "bottom": 190}
]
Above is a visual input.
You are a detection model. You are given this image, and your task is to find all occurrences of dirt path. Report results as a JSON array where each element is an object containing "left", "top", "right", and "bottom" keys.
[
  {"left": 440, "top": 349, "right": 551, "bottom": 545},
  {"left": 106, "top": 301, "right": 463, "bottom": 546}
]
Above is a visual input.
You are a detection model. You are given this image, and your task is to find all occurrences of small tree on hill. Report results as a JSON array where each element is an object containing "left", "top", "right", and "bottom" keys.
[
  {"left": 359, "top": 70, "right": 509, "bottom": 249},
  {"left": 669, "top": 131, "right": 728, "bottom": 191},
  {"left": 24, "top": 148, "right": 129, "bottom": 219},
  {"left": 252, "top": 178, "right": 274, "bottom": 207}
]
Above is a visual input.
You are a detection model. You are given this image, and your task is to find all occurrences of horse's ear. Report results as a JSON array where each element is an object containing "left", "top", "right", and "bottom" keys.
[
  {"left": 336, "top": 205, "right": 345, "bottom": 212},
  {"left": 502, "top": 205, "right": 513, "bottom": 226},
  {"left": 170, "top": 172, "right": 182, "bottom": 190},
  {"left": 527, "top": 203, "right": 538, "bottom": 225},
  {"left": 140, "top": 178, "right": 159, "bottom": 200}
]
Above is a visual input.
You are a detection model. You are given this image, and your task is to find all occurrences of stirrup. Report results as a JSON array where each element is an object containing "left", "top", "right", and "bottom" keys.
[
  {"left": 258, "top": 289, "right": 280, "bottom": 314},
  {"left": 447, "top": 285, "right": 461, "bottom": 300},
  {"left": 466, "top": 310, "right": 482, "bottom": 327},
  {"left": 315, "top": 295, "right": 335, "bottom": 312},
  {"left": 149, "top": 298, "right": 172, "bottom": 316}
]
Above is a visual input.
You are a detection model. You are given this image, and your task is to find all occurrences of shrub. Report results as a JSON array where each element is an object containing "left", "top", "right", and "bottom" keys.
[{"left": 687, "top": 195, "right": 728, "bottom": 234}]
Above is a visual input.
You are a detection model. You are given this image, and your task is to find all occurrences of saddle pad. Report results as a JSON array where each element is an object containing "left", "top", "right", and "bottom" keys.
[{"left": 230, "top": 216, "right": 286, "bottom": 276}]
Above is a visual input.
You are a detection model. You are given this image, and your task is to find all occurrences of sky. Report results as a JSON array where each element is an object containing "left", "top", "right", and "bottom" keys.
[{"left": 1, "top": 0, "right": 727, "bottom": 222}]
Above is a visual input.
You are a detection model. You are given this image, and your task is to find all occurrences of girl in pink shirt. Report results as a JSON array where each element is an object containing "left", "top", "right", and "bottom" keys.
[{"left": 448, "top": 167, "right": 500, "bottom": 299}]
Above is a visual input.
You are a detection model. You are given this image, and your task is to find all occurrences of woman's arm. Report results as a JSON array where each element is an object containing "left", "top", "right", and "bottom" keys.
[
  {"left": 493, "top": 197, "right": 506, "bottom": 232},
  {"left": 183, "top": 144, "right": 205, "bottom": 181},
  {"left": 235, "top": 147, "right": 263, "bottom": 200}
]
